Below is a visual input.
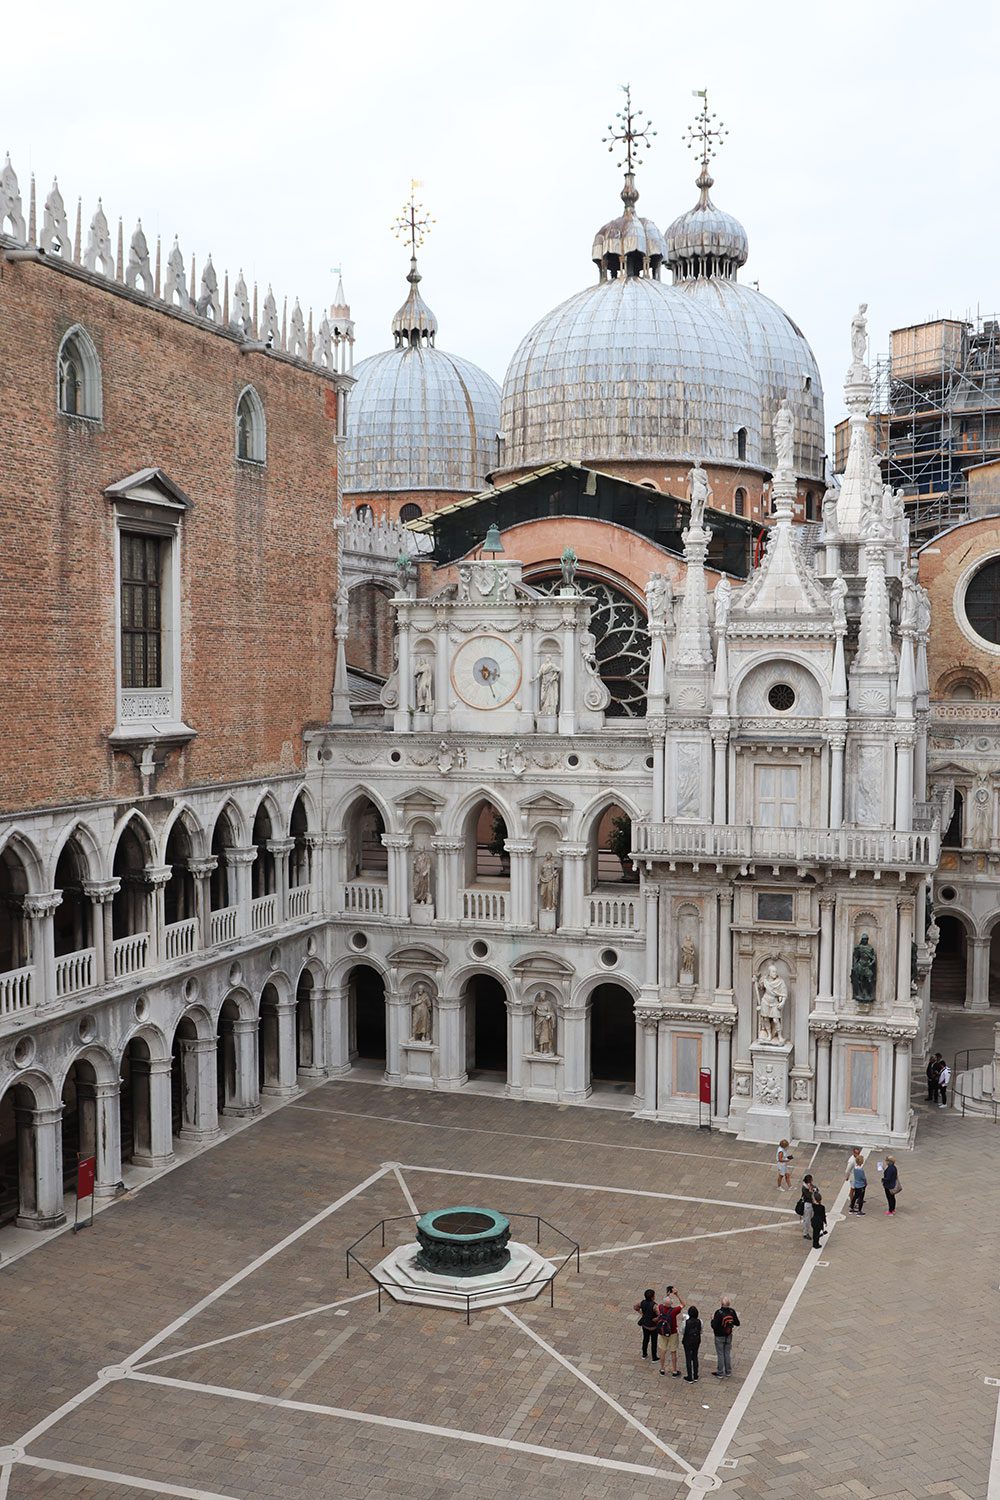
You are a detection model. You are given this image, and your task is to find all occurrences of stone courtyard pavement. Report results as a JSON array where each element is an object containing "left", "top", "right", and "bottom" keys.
[{"left": 0, "top": 1075, "right": 998, "bottom": 1499}]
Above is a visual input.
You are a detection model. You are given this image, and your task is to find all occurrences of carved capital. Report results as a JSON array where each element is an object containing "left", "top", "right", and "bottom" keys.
[
  {"left": 266, "top": 838, "right": 296, "bottom": 856},
  {"left": 187, "top": 857, "right": 218, "bottom": 879},
  {"left": 82, "top": 878, "right": 120, "bottom": 903},
  {"left": 143, "top": 864, "right": 173, "bottom": 889},
  {"left": 381, "top": 834, "right": 413, "bottom": 852},
  {"left": 225, "top": 846, "right": 258, "bottom": 868},
  {"left": 23, "top": 890, "right": 62, "bottom": 919}
]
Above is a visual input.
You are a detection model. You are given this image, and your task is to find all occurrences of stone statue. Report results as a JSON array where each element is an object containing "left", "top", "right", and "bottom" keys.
[
  {"left": 538, "top": 852, "right": 560, "bottom": 912},
  {"left": 830, "top": 575, "right": 848, "bottom": 631},
  {"left": 456, "top": 564, "right": 472, "bottom": 601},
  {"left": 882, "top": 483, "right": 904, "bottom": 526},
  {"left": 713, "top": 576, "right": 731, "bottom": 635},
  {"left": 534, "top": 655, "right": 560, "bottom": 716},
  {"left": 822, "top": 485, "right": 839, "bottom": 534},
  {"left": 396, "top": 550, "right": 414, "bottom": 595},
  {"left": 773, "top": 398, "right": 795, "bottom": 475},
  {"left": 560, "top": 546, "right": 578, "bottom": 589},
  {"left": 754, "top": 964, "right": 788, "bottom": 1044},
  {"left": 916, "top": 581, "right": 931, "bottom": 638},
  {"left": 972, "top": 775, "right": 993, "bottom": 849},
  {"left": 645, "top": 572, "right": 669, "bottom": 625},
  {"left": 335, "top": 582, "right": 350, "bottom": 639},
  {"left": 410, "top": 984, "right": 433, "bottom": 1043},
  {"left": 412, "top": 848, "right": 432, "bottom": 905},
  {"left": 851, "top": 303, "right": 868, "bottom": 365},
  {"left": 679, "top": 934, "right": 697, "bottom": 984},
  {"left": 851, "top": 932, "right": 877, "bottom": 1004},
  {"left": 533, "top": 992, "right": 557, "bottom": 1055},
  {"left": 687, "top": 461, "right": 712, "bottom": 531},
  {"left": 414, "top": 655, "right": 434, "bottom": 713},
  {"left": 900, "top": 568, "right": 920, "bottom": 634}
]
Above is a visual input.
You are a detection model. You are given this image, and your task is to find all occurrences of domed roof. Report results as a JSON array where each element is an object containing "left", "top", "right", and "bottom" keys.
[
  {"left": 666, "top": 168, "right": 748, "bottom": 276},
  {"left": 500, "top": 275, "right": 762, "bottom": 473},
  {"left": 345, "top": 261, "right": 501, "bottom": 496}
]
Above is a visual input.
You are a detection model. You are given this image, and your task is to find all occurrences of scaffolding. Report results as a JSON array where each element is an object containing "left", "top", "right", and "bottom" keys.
[{"left": 870, "top": 314, "right": 1000, "bottom": 536}]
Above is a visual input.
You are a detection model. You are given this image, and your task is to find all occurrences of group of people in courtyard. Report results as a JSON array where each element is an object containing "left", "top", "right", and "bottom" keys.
[
  {"left": 925, "top": 1052, "right": 951, "bottom": 1108},
  {"left": 633, "top": 1287, "right": 740, "bottom": 1381}
]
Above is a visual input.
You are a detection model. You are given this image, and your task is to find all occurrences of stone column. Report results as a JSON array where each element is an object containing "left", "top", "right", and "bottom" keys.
[
  {"left": 177, "top": 1037, "right": 221, "bottom": 1142},
  {"left": 717, "top": 886, "right": 733, "bottom": 992},
  {"left": 894, "top": 898, "right": 914, "bottom": 1012},
  {"left": 188, "top": 858, "right": 216, "bottom": 949},
  {"left": 637, "top": 1011, "right": 658, "bottom": 1113},
  {"left": 966, "top": 935, "right": 991, "bottom": 1012},
  {"left": 267, "top": 838, "right": 295, "bottom": 923},
  {"left": 325, "top": 833, "right": 347, "bottom": 915},
  {"left": 227, "top": 847, "right": 257, "bottom": 937},
  {"left": 894, "top": 731, "right": 914, "bottom": 833},
  {"left": 644, "top": 884, "right": 660, "bottom": 988},
  {"left": 82, "top": 880, "right": 117, "bottom": 987},
  {"left": 15, "top": 1102, "right": 66, "bottom": 1229},
  {"left": 558, "top": 615, "right": 577, "bottom": 735},
  {"left": 505, "top": 841, "right": 535, "bottom": 929},
  {"left": 297, "top": 989, "right": 329, "bottom": 1078},
  {"left": 435, "top": 996, "right": 467, "bottom": 1090},
  {"left": 75, "top": 1077, "right": 122, "bottom": 1199},
  {"left": 384, "top": 992, "right": 407, "bottom": 1084},
  {"left": 814, "top": 1033, "right": 832, "bottom": 1128},
  {"left": 829, "top": 734, "right": 846, "bottom": 829},
  {"left": 891, "top": 1039, "right": 912, "bottom": 1133},
  {"left": 556, "top": 844, "right": 587, "bottom": 933},
  {"left": 651, "top": 733, "right": 666, "bottom": 823},
  {"left": 382, "top": 834, "right": 413, "bottom": 921},
  {"left": 715, "top": 1026, "right": 732, "bottom": 1120},
  {"left": 712, "top": 732, "right": 728, "bottom": 825},
  {"left": 130, "top": 1056, "right": 175, "bottom": 1167},
  {"left": 431, "top": 838, "right": 463, "bottom": 923},
  {"left": 326, "top": 985, "right": 352, "bottom": 1076},
  {"left": 433, "top": 620, "right": 450, "bottom": 732},
  {"left": 816, "top": 896, "right": 836, "bottom": 1009},
  {"left": 23, "top": 892, "right": 61, "bottom": 1008},
  {"left": 143, "top": 866, "right": 171, "bottom": 967},
  {"left": 395, "top": 618, "right": 412, "bottom": 731},
  {"left": 506, "top": 1001, "right": 527, "bottom": 1097},
  {"left": 262, "top": 1002, "right": 299, "bottom": 1097},
  {"left": 560, "top": 1005, "right": 589, "bottom": 1102},
  {"left": 220, "top": 1017, "right": 260, "bottom": 1117}
]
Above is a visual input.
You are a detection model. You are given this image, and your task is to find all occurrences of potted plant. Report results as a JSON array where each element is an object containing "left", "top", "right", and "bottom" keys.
[
  {"left": 608, "top": 813, "right": 637, "bottom": 882},
  {"left": 488, "top": 814, "right": 510, "bottom": 876}
]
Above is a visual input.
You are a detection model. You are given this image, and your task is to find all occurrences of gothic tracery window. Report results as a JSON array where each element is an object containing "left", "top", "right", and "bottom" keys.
[
  {"left": 532, "top": 575, "right": 649, "bottom": 718},
  {"left": 236, "top": 386, "right": 266, "bottom": 464}
]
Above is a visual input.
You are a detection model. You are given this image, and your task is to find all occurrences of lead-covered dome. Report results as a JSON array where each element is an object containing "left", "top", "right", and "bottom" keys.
[
  {"left": 666, "top": 168, "right": 749, "bottom": 279},
  {"left": 345, "top": 259, "right": 500, "bottom": 495}
]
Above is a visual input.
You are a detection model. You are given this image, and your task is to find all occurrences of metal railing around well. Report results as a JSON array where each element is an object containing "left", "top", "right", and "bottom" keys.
[{"left": 346, "top": 1213, "right": 580, "bottom": 1325}]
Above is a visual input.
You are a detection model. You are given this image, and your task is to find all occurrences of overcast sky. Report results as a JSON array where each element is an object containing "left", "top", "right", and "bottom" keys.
[{"left": 5, "top": 0, "right": 998, "bottom": 442}]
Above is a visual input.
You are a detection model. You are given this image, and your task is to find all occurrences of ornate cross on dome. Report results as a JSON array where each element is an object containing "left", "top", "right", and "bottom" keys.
[
  {"left": 603, "top": 84, "right": 656, "bottom": 175},
  {"left": 684, "top": 89, "right": 728, "bottom": 175},
  {"left": 392, "top": 181, "right": 435, "bottom": 258}
]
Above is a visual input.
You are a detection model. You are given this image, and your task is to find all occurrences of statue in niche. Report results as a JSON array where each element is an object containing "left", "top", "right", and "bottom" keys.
[
  {"left": 414, "top": 655, "right": 434, "bottom": 713},
  {"left": 713, "top": 576, "right": 731, "bottom": 636},
  {"left": 830, "top": 575, "right": 848, "bottom": 631},
  {"left": 687, "top": 461, "right": 712, "bottom": 530},
  {"left": 972, "top": 775, "right": 993, "bottom": 849},
  {"left": 754, "top": 964, "right": 788, "bottom": 1044},
  {"left": 336, "top": 583, "right": 350, "bottom": 640},
  {"left": 645, "top": 572, "right": 669, "bottom": 625},
  {"left": 410, "top": 984, "right": 433, "bottom": 1043},
  {"left": 533, "top": 992, "right": 557, "bottom": 1055},
  {"left": 534, "top": 655, "right": 560, "bottom": 716},
  {"left": 538, "top": 852, "right": 560, "bottom": 913},
  {"left": 900, "top": 568, "right": 920, "bottom": 634},
  {"left": 560, "top": 546, "right": 578, "bottom": 589},
  {"left": 822, "top": 485, "right": 839, "bottom": 534},
  {"left": 412, "top": 849, "right": 432, "bottom": 905},
  {"left": 851, "top": 932, "right": 877, "bottom": 1004},
  {"left": 773, "top": 398, "right": 795, "bottom": 475},
  {"left": 679, "top": 933, "right": 697, "bottom": 985},
  {"left": 851, "top": 303, "right": 868, "bottom": 365}
]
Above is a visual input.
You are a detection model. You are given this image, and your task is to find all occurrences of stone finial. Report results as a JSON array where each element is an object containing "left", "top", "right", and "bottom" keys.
[
  {"left": 289, "top": 299, "right": 307, "bottom": 359},
  {"left": 252, "top": 281, "right": 259, "bottom": 339},
  {"left": 73, "top": 196, "right": 82, "bottom": 261},
  {"left": 0, "top": 154, "right": 26, "bottom": 240},
  {"left": 313, "top": 314, "right": 334, "bottom": 369},
  {"left": 126, "top": 220, "right": 153, "bottom": 293},
  {"left": 281, "top": 296, "right": 287, "bottom": 349},
  {"left": 163, "top": 236, "right": 189, "bottom": 307},
  {"left": 154, "top": 235, "right": 161, "bottom": 297},
  {"left": 115, "top": 218, "right": 124, "bottom": 280},
  {"left": 196, "top": 254, "right": 221, "bottom": 321},
  {"left": 230, "top": 271, "right": 252, "bottom": 334},
  {"left": 40, "top": 178, "right": 69, "bottom": 256},
  {"left": 28, "top": 173, "right": 36, "bottom": 242},
  {"left": 83, "top": 198, "right": 115, "bottom": 276},
  {"left": 259, "top": 286, "right": 280, "bottom": 347}
]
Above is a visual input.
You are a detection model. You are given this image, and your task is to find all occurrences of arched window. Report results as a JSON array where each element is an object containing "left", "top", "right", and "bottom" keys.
[
  {"left": 57, "top": 326, "right": 101, "bottom": 420},
  {"left": 734, "top": 487, "right": 747, "bottom": 517},
  {"left": 942, "top": 790, "right": 964, "bottom": 849},
  {"left": 736, "top": 427, "right": 747, "bottom": 462},
  {"left": 805, "top": 490, "right": 816, "bottom": 520},
  {"left": 236, "top": 387, "right": 266, "bottom": 464},
  {"left": 964, "top": 558, "right": 1000, "bottom": 645},
  {"left": 355, "top": 504, "right": 374, "bottom": 523},
  {"left": 399, "top": 502, "right": 422, "bottom": 523}
]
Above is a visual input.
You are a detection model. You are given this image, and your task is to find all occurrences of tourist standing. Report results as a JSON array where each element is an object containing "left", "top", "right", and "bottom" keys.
[
  {"left": 881, "top": 1157, "right": 900, "bottom": 1215},
  {"left": 799, "top": 1174, "right": 816, "bottom": 1240},
  {"left": 682, "top": 1305, "right": 702, "bottom": 1382},
  {"left": 657, "top": 1286, "right": 685, "bottom": 1377},
  {"left": 809, "top": 1190, "right": 827, "bottom": 1248},
  {"left": 634, "top": 1289, "right": 659, "bottom": 1361},
  {"left": 710, "top": 1298, "right": 740, "bottom": 1377},
  {"left": 847, "top": 1151, "right": 868, "bottom": 1214},
  {"left": 926, "top": 1052, "right": 943, "bottom": 1103},
  {"left": 937, "top": 1061, "right": 951, "bottom": 1109},
  {"left": 776, "top": 1139, "right": 793, "bottom": 1191},
  {"left": 845, "top": 1146, "right": 865, "bottom": 1211}
]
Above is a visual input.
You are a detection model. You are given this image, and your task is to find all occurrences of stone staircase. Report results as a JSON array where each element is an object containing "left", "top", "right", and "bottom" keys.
[
  {"left": 953, "top": 1026, "right": 1000, "bottom": 1118},
  {"left": 930, "top": 956, "right": 966, "bottom": 1006}
]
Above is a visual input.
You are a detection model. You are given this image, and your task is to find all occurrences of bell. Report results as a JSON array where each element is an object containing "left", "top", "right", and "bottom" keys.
[{"left": 482, "top": 523, "right": 504, "bottom": 555}]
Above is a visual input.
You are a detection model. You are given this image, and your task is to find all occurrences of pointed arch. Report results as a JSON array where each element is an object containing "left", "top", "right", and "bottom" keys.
[
  {"left": 236, "top": 385, "right": 266, "bottom": 464},
  {"left": 448, "top": 784, "right": 519, "bottom": 841},
  {"left": 288, "top": 782, "right": 318, "bottom": 837},
  {"left": 109, "top": 808, "right": 157, "bottom": 867},
  {"left": 57, "top": 324, "right": 102, "bottom": 420},
  {"left": 49, "top": 818, "right": 104, "bottom": 887},
  {"left": 329, "top": 782, "right": 395, "bottom": 838},
  {"left": 208, "top": 796, "right": 248, "bottom": 847},
  {"left": 160, "top": 802, "right": 206, "bottom": 864},
  {"left": 0, "top": 829, "right": 44, "bottom": 892}
]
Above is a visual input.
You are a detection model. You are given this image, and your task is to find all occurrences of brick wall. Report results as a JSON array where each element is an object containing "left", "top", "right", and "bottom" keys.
[
  {"left": 919, "top": 517, "right": 1000, "bottom": 698},
  {"left": 0, "top": 255, "right": 341, "bottom": 814}
]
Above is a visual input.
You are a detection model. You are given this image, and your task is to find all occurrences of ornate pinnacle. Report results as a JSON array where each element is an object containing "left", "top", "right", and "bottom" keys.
[
  {"left": 392, "top": 180, "right": 435, "bottom": 261},
  {"left": 602, "top": 83, "right": 655, "bottom": 179},
  {"left": 684, "top": 88, "right": 728, "bottom": 189}
]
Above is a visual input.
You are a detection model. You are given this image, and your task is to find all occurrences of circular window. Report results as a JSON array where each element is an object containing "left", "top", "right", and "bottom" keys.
[
  {"left": 600, "top": 948, "right": 619, "bottom": 968},
  {"left": 471, "top": 939, "right": 489, "bottom": 959},
  {"left": 939, "top": 886, "right": 957, "bottom": 902},
  {"left": 350, "top": 931, "right": 368, "bottom": 951},
  {"left": 268, "top": 946, "right": 281, "bottom": 968},
  {"left": 184, "top": 977, "right": 199, "bottom": 1002},
  {"left": 645, "top": 756, "right": 654, "bottom": 769},
  {"left": 134, "top": 994, "right": 149, "bottom": 1021},
  {"left": 78, "top": 1014, "right": 97, "bottom": 1043},
  {"left": 567, "top": 754, "right": 579, "bottom": 768},
  {"left": 13, "top": 1035, "right": 35, "bottom": 1069},
  {"left": 390, "top": 750, "right": 402, "bottom": 764},
  {"left": 767, "top": 683, "right": 796, "bottom": 712},
  {"left": 228, "top": 962, "right": 243, "bottom": 986},
  {"left": 964, "top": 558, "right": 1000, "bottom": 645}
]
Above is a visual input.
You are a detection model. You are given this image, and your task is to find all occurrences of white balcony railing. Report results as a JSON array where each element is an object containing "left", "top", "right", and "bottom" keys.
[
  {"left": 588, "top": 894, "right": 639, "bottom": 932},
  {"left": 632, "top": 821, "right": 939, "bottom": 870},
  {"left": 210, "top": 906, "right": 238, "bottom": 945},
  {"left": 463, "top": 888, "right": 508, "bottom": 924},
  {"left": 112, "top": 931, "right": 149, "bottom": 979},
  {"left": 55, "top": 947, "right": 95, "bottom": 998},
  {"left": 288, "top": 884, "right": 312, "bottom": 920},
  {"left": 0, "top": 965, "right": 34, "bottom": 1016},
  {"left": 164, "top": 917, "right": 198, "bottom": 961},
  {"left": 251, "top": 893, "right": 277, "bottom": 933},
  {"left": 344, "top": 881, "right": 386, "bottom": 915}
]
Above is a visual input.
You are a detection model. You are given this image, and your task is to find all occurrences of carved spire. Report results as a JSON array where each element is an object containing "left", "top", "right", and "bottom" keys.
[
  {"left": 196, "top": 255, "right": 220, "bottom": 321},
  {"left": 834, "top": 304, "right": 876, "bottom": 539},
  {"left": 116, "top": 218, "right": 124, "bottom": 281},
  {"left": 288, "top": 298, "right": 307, "bottom": 358},
  {"left": 259, "top": 285, "right": 279, "bottom": 346},
  {"left": 40, "top": 179, "right": 69, "bottom": 256},
  {"left": 83, "top": 198, "right": 114, "bottom": 276},
  {"left": 28, "top": 173, "right": 36, "bottom": 243},
  {"left": 163, "top": 236, "right": 189, "bottom": 307},
  {"left": 391, "top": 184, "right": 437, "bottom": 346},
  {"left": 73, "top": 195, "right": 81, "bottom": 261},
  {"left": 0, "top": 154, "right": 26, "bottom": 240},
  {"left": 222, "top": 269, "right": 229, "bottom": 324},
  {"left": 230, "top": 271, "right": 252, "bottom": 334},
  {"left": 252, "top": 281, "right": 259, "bottom": 339},
  {"left": 126, "top": 220, "right": 152, "bottom": 293},
  {"left": 154, "top": 235, "right": 161, "bottom": 297},
  {"left": 852, "top": 532, "right": 895, "bottom": 677}
]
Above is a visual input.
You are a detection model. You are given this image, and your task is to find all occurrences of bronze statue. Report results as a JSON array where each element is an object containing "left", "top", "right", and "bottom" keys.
[{"left": 851, "top": 932, "right": 877, "bottom": 1004}]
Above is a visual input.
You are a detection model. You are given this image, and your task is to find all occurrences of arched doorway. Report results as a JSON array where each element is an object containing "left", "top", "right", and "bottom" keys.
[
  {"left": 0, "top": 1079, "right": 65, "bottom": 1229},
  {"left": 349, "top": 965, "right": 386, "bottom": 1068},
  {"left": 931, "top": 915, "right": 968, "bottom": 1005},
  {"left": 120, "top": 1035, "right": 153, "bottom": 1165},
  {"left": 296, "top": 969, "right": 321, "bottom": 1074},
  {"left": 0, "top": 841, "right": 31, "bottom": 988},
  {"left": 589, "top": 984, "right": 636, "bottom": 1093},
  {"left": 216, "top": 995, "right": 259, "bottom": 1117},
  {"left": 258, "top": 983, "right": 281, "bottom": 1092},
  {"left": 289, "top": 793, "right": 312, "bottom": 915},
  {"left": 466, "top": 975, "right": 508, "bottom": 1079},
  {"left": 61, "top": 1057, "right": 98, "bottom": 1191}
]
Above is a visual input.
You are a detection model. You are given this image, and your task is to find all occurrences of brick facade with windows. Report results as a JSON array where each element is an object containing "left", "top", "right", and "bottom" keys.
[{"left": 0, "top": 253, "right": 345, "bottom": 812}]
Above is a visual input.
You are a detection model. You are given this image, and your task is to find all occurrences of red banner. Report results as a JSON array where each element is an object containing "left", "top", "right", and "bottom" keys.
[
  {"left": 698, "top": 1069, "right": 712, "bottom": 1105},
  {"left": 77, "top": 1156, "right": 96, "bottom": 1200}
]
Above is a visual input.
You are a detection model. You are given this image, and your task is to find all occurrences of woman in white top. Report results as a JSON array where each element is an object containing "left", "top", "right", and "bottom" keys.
[{"left": 776, "top": 1139, "right": 793, "bottom": 1190}]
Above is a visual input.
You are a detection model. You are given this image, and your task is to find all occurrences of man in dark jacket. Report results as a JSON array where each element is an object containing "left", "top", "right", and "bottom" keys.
[
  {"left": 926, "top": 1052, "right": 943, "bottom": 1102},
  {"left": 809, "top": 1189, "right": 828, "bottom": 1248},
  {"left": 710, "top": 1298, "right": 741, "bottom": 1377}
]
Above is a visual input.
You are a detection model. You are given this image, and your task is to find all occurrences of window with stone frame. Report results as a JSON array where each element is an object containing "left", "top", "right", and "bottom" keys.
[
  {"left": 57, "top": 326, "right": 102, "bottom": 420},
  {"left": 754, "top": 764, "right": 801, "bottom": 828},
  {"left": 120, "top": 532, "right": 163, "bottom": 689}
]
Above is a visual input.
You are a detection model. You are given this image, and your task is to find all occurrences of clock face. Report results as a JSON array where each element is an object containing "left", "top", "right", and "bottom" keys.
[{"left": 452, "top": 636, "right": 522, "bottom": 709}]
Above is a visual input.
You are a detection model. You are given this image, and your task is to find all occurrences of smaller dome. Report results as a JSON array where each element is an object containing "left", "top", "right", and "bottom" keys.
[
  {"left": 591, "top": 172, "right": 666, "bottom": 281},
  {"left": 666, "top": 169, "right": 749, "bottom": 280},
  {"left": 391, "top": 257, "right": 438, "bottom": 348}
]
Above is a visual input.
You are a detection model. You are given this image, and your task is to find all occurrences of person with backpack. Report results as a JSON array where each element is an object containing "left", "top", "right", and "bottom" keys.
[
  {"left": 809, "top": 1189, "right": 827, "bottom": 1248},
  {"left": 797, "top": 1174, "right": 816, "bottom": 1239},
  {"left": 657, "top": 1286, "right": 685, "bottom": 1377},
  {"left": 937, "top": 1061, "right": 951, "bottom": 1108},
  {"left": 633, "top": 1288, "right": 659, "bottom": 1361},
  {"left": 926, "top": 1052, "right": 943, "bottom": 1103},
  {"left": 710, "top": 1298, "right": 740, "bottom": 1377},
  {"left": 847, "top": 1151, "right": 868, "bottom": 1214},
  {"left": 682, "top": 1305, "right": 702, "bottom": 1381}
]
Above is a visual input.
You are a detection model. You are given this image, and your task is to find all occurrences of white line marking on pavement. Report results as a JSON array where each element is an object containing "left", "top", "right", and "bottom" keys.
[
  {"left": 0, "top": 1463, "right": 10, "bottom": 1500},
  {"left": 133, "top": 1289, "right": 378, "bottom": 1370},
  {"left": 696, "top": 1158, "right": 856, "bottom": 1480},
  {"left": 126, "top": 1371, "right": 685, "bottom": 1483},
  {"left": 988, "top": 1382, "right": 1000, "bottom": 1499},
  {"left": 289, "top": 1101, "right": 782, "bottom": 1168},
  {"left": 499, "top": 1307, "right": 696, "bottom": 1477},
  {"left": 394, "top": 1163, "right": 420, "bottom": 1215},
  {"left": 579, "top": 1220, "right": 798, "bottom": 1259},
  {"left": 285, "top": 1326, "right": 357, "bottom": 1395},
  {"left": 807, "top": 1142, "right": 822, "bottom": 1170},
  {"left": 16, "top": 1455, "right": 242, "bottom": 1500},
  {"left": 400, "top": 1163, "right": 797, "bottom": 1216}
]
